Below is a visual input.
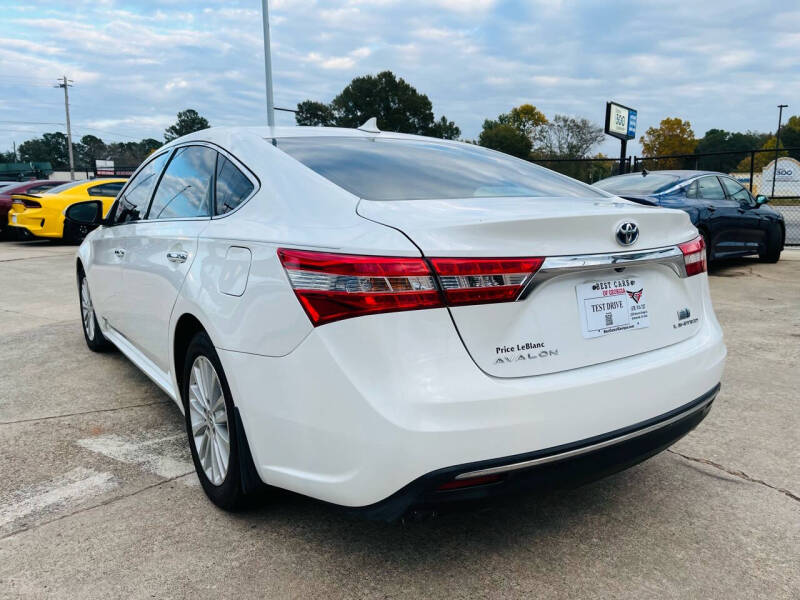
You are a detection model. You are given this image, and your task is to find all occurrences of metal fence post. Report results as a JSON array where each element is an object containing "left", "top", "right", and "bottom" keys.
[{"left": 748, "top": 151, "right": 755, "bottom": 192}]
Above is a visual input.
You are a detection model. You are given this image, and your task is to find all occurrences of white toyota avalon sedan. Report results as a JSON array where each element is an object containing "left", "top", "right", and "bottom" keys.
[{"left": 72, "top": 123, "right": 725, "bottom": 520}]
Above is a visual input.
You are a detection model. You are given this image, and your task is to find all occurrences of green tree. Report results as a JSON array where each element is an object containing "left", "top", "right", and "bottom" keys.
[
  {"left": 498, "top": 104, "right": 548, "bottom": 145},
  {"left": 77, "top": 134, "right": 107, "bottom": 168},
  {"left": 430, "top": 115, "right": 461, "bottom": 140},
  {"left": 478, "top": 121, "right": 532, "bottom": 158},
  {"left": 164, "top": 109, "right": 210, "bottom": 142},
  {"left": 639, "top": 117, "right": 697, "bottom": 169},
  {"left": 735, "top": 136, "right": 787, "bottom": 172},
  {"left": 296, "top": 100, "right": 336, "bottom": 126},
  {"left": 295, "top": 71, "right": 460, "bottom": 139},
  {"left": 535, "top": 115, "right": 605, "bottom": 159},
  {"left": 0, "top": 150, "right": 17, "bottom": 162},
  {"left": 18, "top": 132, "right": 75, "bottom": 168},
  {"left": 694, "top": 129, "right": 767, "bottom": 172},
  {"left": 779, "top": 115, "right": 800, "bottom": 161}
]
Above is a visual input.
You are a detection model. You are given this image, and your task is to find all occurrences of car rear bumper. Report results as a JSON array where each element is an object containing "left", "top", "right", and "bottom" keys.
[
  {"left": 219, "top": 304, "right": 726, "bottom": 510},
  {"left": 7, "top": 207, "right": 64, "bottom": 238},
  {"left": 355, "top": 384, "right": 718, "bottom": 521}
]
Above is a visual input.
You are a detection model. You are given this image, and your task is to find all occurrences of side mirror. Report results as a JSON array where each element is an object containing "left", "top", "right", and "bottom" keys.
[
  {"left": 64, "top": 200, "right": 104, "bottom": 242},
  {"left": 755, "top": 194, "right": 769, "bottom": 206}
]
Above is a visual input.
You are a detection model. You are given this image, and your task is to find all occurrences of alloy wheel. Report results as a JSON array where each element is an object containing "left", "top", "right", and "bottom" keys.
[
  {"left": 80, "top": 277, "right": 95, "bottom": 341},
  {"left": 188, "top": 355, "right": 230, "bottom": 486}
]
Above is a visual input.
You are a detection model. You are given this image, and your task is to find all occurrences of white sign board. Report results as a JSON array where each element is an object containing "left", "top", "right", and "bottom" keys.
[
  {"left": 604, "top": 101, "right": 637, "bottom": 140},
  {"left": 761, "top": 157, "right": 800, "bottom": 196},
  {"left": 608, "top": 104, "right": 629, "bottom": 137}
]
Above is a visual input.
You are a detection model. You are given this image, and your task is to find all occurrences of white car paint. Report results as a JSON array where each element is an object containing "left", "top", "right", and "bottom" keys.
[{"left": 77, "top": 126, "right": 726, "bottom": 509}]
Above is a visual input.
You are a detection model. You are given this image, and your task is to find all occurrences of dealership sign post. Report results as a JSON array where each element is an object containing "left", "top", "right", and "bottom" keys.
[{"left": 605, "top": 101, "right": 637, "bottom": 175}]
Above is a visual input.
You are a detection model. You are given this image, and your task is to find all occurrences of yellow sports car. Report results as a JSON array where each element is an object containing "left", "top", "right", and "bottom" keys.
[{"left": 8, "top": 178, "right": 126, "bottom": 241}]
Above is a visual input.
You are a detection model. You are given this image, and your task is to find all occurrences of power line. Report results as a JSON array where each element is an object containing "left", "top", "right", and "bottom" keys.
[{"left": 0, "top": 120, "right": 65, "bottom": 126}]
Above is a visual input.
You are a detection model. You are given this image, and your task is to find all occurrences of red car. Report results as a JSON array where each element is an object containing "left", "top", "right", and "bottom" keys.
[{"left": 0, "top": 180, "right": 68, "bottom": 236}]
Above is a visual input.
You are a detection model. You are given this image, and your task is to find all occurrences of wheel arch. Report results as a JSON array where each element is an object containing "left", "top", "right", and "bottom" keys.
[{"left": 173, "top": 312, "right": 209, "bottom": 406}]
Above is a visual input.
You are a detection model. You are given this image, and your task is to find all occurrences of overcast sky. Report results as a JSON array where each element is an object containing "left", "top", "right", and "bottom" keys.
[{"left": 1, "top": 0, "right": 798, "bottom": 157}]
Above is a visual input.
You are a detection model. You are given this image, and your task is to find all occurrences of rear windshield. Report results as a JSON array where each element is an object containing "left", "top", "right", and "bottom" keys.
[
  {"left": 593, "top": 173, "right": 681, "bottom": 195},
  {"left": 43, "top": 180, "right": 89, "bottom": 194},
  {"left": 276, "top": 137, "right": 605, "bottom": 201}
]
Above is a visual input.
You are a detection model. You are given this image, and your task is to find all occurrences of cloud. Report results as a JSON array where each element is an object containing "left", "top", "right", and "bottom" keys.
[{"left": 0, "top": 0, "right": 794, "bottom": 156}]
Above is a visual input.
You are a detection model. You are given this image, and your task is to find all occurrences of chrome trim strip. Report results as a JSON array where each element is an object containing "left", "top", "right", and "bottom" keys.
[
  {"left": 454, "top": 392, "right": 716, "bottom": 480},
  {"left": 518, "top": 245, "right": 686, "bottom": 299}
]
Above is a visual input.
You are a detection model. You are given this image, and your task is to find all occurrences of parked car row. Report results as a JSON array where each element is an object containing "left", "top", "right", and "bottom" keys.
[
  {"left": 2, "top": 168, "right": 785, "bottom": 266},
  {"left": 1, "top": 178, "right": 126, "bottom": 242}
]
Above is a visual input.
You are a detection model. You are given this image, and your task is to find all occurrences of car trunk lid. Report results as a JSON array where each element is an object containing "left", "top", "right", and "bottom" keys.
[{"left": 358, "top": 196, "right": 705, "bottom": 377}]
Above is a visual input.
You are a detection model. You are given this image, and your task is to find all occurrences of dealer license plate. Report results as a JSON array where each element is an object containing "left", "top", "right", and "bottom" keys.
[{"left": 576, "top": 277, "right": 650, "bottom": 339}]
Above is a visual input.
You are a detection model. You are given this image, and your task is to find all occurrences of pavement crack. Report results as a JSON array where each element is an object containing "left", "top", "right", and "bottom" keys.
[
  {"left": 0, "top": 472, "right": 194, "bottom": 542},
  {"left": 0, "top": 399, "right": 170, "bottom": 425},
  {"left": 668, "top": 449, "right": 800, "bottom": 503}
]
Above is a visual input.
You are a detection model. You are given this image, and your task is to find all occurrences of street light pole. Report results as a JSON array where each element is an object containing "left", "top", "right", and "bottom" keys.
[
  {"left": 56, "top": 75, "right": 75, "bottom": 181},
  {"left": 261, "top": 0, "right": 275, "bottom": 128},
  {"left": 771, "top": 103, "right": 788, "bottom": 198}
]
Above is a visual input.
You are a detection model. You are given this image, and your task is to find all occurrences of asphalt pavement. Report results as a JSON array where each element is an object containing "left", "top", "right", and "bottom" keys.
[{"left": 0, "top": 241, "right": 798, "bottom": 599}]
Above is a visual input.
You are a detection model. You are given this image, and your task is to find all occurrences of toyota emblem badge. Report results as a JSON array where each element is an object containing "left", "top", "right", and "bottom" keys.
[{"left": 616, "top": 222, "right": 639, "bottom": 246}]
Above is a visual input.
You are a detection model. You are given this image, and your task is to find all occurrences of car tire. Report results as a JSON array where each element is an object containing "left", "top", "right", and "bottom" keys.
[
  {"left": 759, "top": 227, "right": 783, "bottom": 263},
  {"left": 182, "top": 331, "right": 263, "bottom": 510},
  {"left": 78, "top": 270, "right": 114, "bottom": 352}
]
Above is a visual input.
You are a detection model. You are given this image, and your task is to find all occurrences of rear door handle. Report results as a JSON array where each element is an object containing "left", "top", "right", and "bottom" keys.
[
  {"left": 113, "top": 248, "right": 126, "bottom": 258},
  {"left": 705, "top": 204, "right": 716, "bottom": 212},
  {"left": 166, "top": 251, "right": 188, "bottom": 263}
]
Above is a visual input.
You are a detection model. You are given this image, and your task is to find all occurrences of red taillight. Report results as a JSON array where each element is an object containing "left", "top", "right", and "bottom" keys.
[
  {"left": 11, "top": 196, "right": 41, "bottom": 208},
  {"left": 679, "top": 235, "right": 707, "bottom": 277},
  {"left": 277, "top": 249, "right": 442, "bottom": 326},
  {"left": 278, "top": 249, "right": 545, "bottom": 326},
  {"left": 430, "top": 257, "right": 544, "bottom": 306}
]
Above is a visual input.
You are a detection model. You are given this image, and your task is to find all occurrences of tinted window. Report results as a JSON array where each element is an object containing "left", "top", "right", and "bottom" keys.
[
  {"left": 215, "top": 155, "right": 254, "bottom": 215},
  {"left": 277, "top": 137, "right": 604, "bottom": 201},
  {"left": 696, "top": 176, "right": 725, "bottom": 201},
  {"left": 686, "top": 180, "right": 700, "bottom": 199},
  {"left": 87, "top": 182, "right": 125, "bottom": 197},
  {"left": 44, "top": 180, "right": 89, "bottom": 195},
  {"left": 720, "top": 177, "right": 753, "bottom": 204},
  {"left": 111, "top": 153, "right": 169, "bottom": 224},
  {"left": 147, "top": 146, "right": 215, "bottom": 220},
  {"left": 594, "top": 173, "right": 681, "bottom": 195},
  {"left": 28, "top": 182, "right": 62, "bottom": 194}
]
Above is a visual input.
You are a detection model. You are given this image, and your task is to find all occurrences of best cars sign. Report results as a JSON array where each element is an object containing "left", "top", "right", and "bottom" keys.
[{"left": 605, "top": 101, "right": 637, "bottom": 140}]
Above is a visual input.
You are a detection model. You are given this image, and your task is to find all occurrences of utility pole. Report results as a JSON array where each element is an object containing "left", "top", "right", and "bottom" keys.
[
  {"left": 771, "top": 104, "right": 788, "bottom": 198},
  {"left": 12, "top": 140, "right": 16, "bottom": 162},
  {"left": 261, "top": 0, "right": 275, "bottom": 127},
  {"left": 56, "top": 75, "right": 75, "bottom": 180}
]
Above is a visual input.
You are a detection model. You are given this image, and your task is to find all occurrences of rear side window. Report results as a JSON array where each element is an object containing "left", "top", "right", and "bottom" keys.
[
  {"left": 696, "top": 176, "right": 725, "bottom": 201},
  {"left": 111, "top": 153, "right": 169, "bottom": 224},
  {"left": 147, "top": 146, "right": 215, "bottom": 220},
  {"left": 276, "top": 137, "right": 604, "bottom": 201},
  {"left": 88, "top": 182, "right": 125, "bottom": 197},
  {"left": 28, "top": 182, "right": 61, "bottom": 194},
  {"left": 215, "top": 155, "right": 254, "bottom": 215}
]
